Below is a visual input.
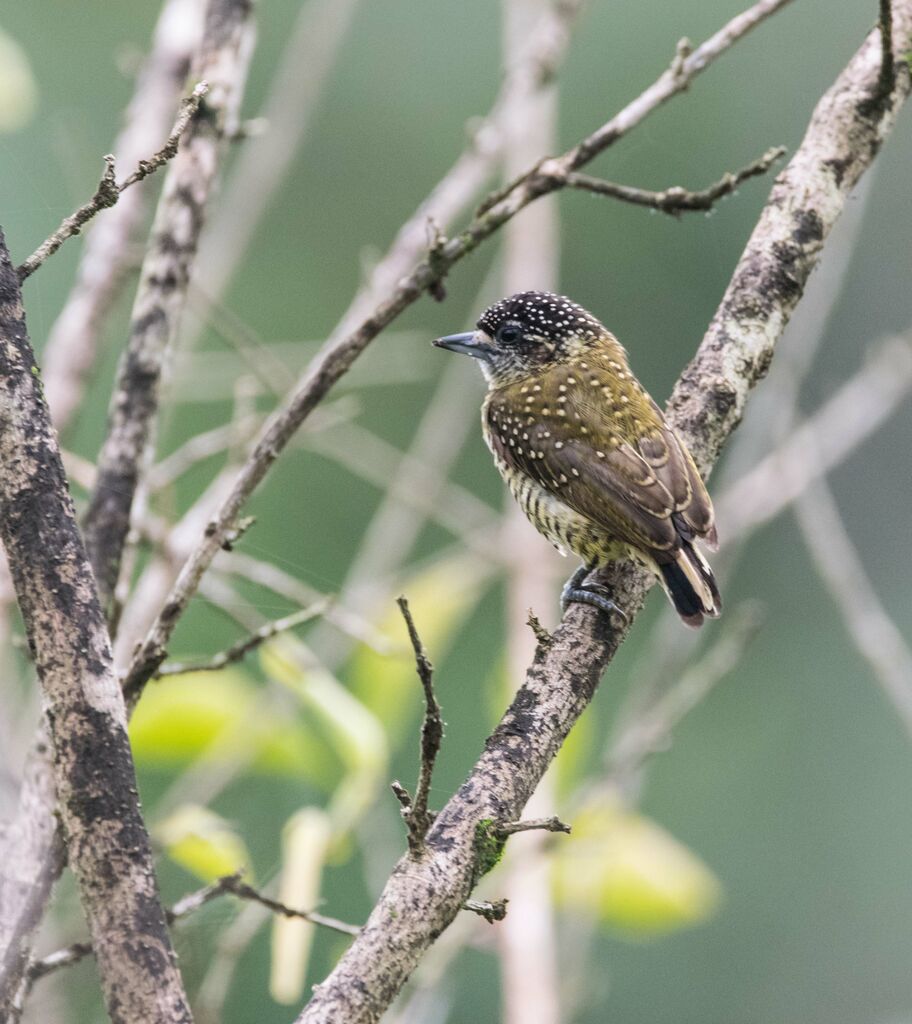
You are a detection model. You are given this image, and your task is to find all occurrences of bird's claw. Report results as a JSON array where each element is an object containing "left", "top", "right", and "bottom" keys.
[{"left": 560, "top": 567, "right": 628, "bottom": 628}]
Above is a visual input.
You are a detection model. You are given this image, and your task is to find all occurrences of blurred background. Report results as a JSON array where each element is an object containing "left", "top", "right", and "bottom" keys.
[{"left": 1, "top": 0, "right": 911, "bottom": 1021}]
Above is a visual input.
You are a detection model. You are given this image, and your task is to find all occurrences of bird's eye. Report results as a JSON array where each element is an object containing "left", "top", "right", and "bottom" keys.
[{"left": 498, "top": 325, "right": 521, "bottom": 344}]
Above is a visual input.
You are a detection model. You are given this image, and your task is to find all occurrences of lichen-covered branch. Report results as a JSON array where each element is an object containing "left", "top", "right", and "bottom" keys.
[
  {"left": 83, "top": 0, "right": 255, "bottom": 615},
  {"left": 294, "top": 10, "right": 912, "bottom": 1022},
  {"left": 0, "top": 230, "right": 192, "bottom": 1023}
]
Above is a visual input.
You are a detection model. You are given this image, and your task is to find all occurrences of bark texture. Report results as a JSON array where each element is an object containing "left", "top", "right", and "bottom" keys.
[
  {"left": 0, "top": 230, "right": 191, "bottom": 1023},
  {"left": 0, "top": 3, "right": 255, "bottom": 1014},
  {"left": 297, "top": 13, "right": 911, "bottom": 1023},
  {"left": 83, "top": 0, "right": 255, "bottom": 612}
]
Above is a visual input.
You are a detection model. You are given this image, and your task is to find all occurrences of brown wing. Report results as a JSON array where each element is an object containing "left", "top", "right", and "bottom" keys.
[{"left": 485, "top": 360, "right": 715, "bottom": 560}]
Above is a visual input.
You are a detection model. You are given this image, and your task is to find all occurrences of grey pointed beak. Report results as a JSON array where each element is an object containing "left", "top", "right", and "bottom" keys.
[{"left": 433, "top": 331, "right": 494, "bottom": 360}]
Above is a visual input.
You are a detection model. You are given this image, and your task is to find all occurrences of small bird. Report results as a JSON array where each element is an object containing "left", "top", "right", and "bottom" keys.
[{"left": 433, "top": 291, "right": 720, "bottom": 627}]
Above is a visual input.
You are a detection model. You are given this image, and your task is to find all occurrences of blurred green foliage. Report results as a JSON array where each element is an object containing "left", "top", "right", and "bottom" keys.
[{"left": 2, "top": 0, "right": 911, "bottom": 1022}]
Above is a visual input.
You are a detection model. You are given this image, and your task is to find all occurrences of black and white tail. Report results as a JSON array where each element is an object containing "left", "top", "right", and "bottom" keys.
[{"left": 659, "top": 542, "right": 722, "bottom": 629}]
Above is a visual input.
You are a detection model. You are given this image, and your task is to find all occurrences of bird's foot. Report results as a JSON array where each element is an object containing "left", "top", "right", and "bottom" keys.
[{"left": 560, "top": 566, "right": 628, "bottom": 628}]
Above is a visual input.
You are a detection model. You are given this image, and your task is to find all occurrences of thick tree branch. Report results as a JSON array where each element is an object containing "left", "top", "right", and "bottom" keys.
[
  {"left": 0, "top": 231, "right": 192, "bottom": 1022},
  {"left": 0, "top": 1, "right": 254, "bottom": 1013},
  {"left": 295, "top": 10, "right": 912, "bottom": 1022},
  {"left": 121, "top": 0, "right": 795, "bottom": 703},
  {"left": 40, "top": 0, "right": 205, "bottom": 433},
  {"left": 83, "top": 0, "right": 255, "bottom": 616}
]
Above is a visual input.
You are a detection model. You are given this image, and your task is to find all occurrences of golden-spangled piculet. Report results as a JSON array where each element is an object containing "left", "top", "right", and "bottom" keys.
[{"left": 434, "top": 291, "right": 721, "bottom": 627}]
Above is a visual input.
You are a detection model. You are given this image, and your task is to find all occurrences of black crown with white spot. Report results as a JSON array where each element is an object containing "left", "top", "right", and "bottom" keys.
[{"left": 477, "top": 291, "right": 604, "bottom": 343}]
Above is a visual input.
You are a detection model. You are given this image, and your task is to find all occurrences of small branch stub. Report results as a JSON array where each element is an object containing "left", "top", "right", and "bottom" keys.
[
  {"left": 495, "top": 816, "right": 572, "bottom": 838},
  {"left": 526, "top": 609, "right": 554, "bottom": 651},
  {"left": 463, "top": 898, "right": 509, "bottom": 924}
]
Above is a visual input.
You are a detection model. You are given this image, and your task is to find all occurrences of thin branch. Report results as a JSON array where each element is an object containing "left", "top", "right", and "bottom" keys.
[
  {"left": 0, "top": 232, "right": 192, "bottom": 1023},
  {"left": 604, "top": 603, "right": 765, "bottom": 793},
  {"left": 26, "top": 873, "right": 239, "bottom": 986},
  {"left": 295, "top": 11, "right": 912, "bottom": 1020},
  {"left": 122, "top": 0, "right": 797, "bottom": 704},
  {"left": 794, "top": 480, "right": 912, "bottom": 738},
  {"left": 25, "top": 870, "right": 360, "bottom": 990},
  {"left": 220, "top": 877, "right": 361, "bottom": 937},
  {"left": 396, "top": 597, "right": 443, "bottom": 853},
  {"left": 716, "top": 336, "right": 912, "bottom": 538},
  {"left": 15, "top": 83, "right": 208, "bottom": 282},
  {"left": 564, "top": 145, "right": 785, "bottom": 215},
  {"left": 217, "top": 551, "right": 395, "bottom": 654},
  {"left": 156, "top": 599, "right": 331, "bottom": 676},
  {"left": 495, "top": 817, "right": 571, "bottom": 838}
]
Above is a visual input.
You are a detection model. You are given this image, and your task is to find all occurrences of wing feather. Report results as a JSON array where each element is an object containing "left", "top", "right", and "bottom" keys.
[{"left": 485, "top": 358, "right": 715, "bottom": 560}]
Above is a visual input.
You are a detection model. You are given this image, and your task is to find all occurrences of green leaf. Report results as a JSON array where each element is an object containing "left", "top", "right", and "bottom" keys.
[
  {"left": 130, "top": 668, "right": 341, "bottom": 789},
  {"left": 552, "top": 799, "right": 721, "bottom": 936},
  {"left": 347, "top": 553, "right": 490, "bottom": 737},
  {"left": 156, "top": 804, "right": 252, "bottom": 883},
  {"left": 260, "top": 637, "right": 387, "bottom": 843},
  {"left": 0, "top": 29, "right": 37, "bottom": 133},
  {"left": 270, "top": 808, "right": 332, "bottom": 1005}
]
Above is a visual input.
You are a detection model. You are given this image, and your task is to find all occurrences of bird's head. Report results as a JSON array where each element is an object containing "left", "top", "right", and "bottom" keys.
[{"left": 433, "top": 291, "right": 611, "bottom": 386}]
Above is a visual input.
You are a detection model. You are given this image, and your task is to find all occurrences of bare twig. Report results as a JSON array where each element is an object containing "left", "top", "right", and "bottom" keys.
[
  {"left": 564, "top": 145, "right": 785, "bottom": 215},
  {"left": 16, "top": 84, "right": 208, "bottom": 282},
  {"left": 495, "top": 817, "right": 571, "bottom": 838},
  {"left": 216, "top": 552, "right": 394, "bottom": 654},
  {"left": 390, "top": 781, "right": 414, "bottom": 814},
  {"left": 122, "top": 0, "right": 797, "bottom": 704},
  {"left": 27, "top": 872, "right": 240, "bottom": 986},
  {"left": 156, "top": 599, "right": 331, "bottom": 676},
  {"left": 0, "top": 232, "right": 192, "bottom": 1023},
  {"left": 26, "top": 869, "right": 359, "bottom": 993},
  {"left": 397, "top": 597, "right": 443, "bottom": 852},
  {"left": 295, "top": 10, "right": 912, "bottom": 1020},
  {"left": 221, "top": 876, "right": 361, "bottom": 937}
]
